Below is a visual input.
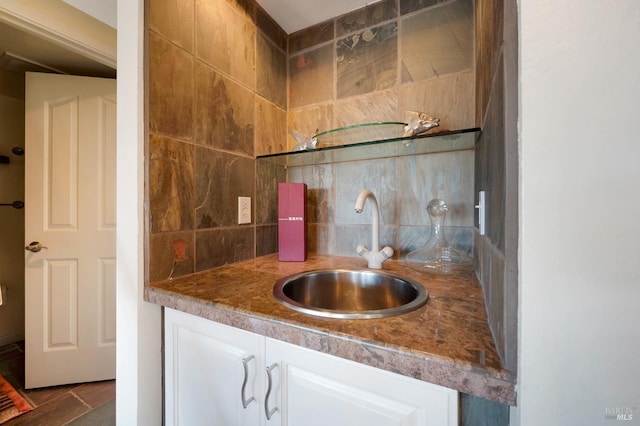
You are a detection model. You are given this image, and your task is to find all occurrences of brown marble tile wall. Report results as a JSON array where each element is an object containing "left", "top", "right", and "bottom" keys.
[
  {"left": 474, "top": 0, "right": 518, "bottom": 381},
  {"left": 399, "top": 72, "right": 475, "bottom": 132},
  {"left": 289, "top": 20, "right": 334, "bottom": 54},
  {"left": 287, "top": 104, "right": 334, "bottom": 151},
  {"left": 195, "top": 0, "right": 256, "bottom": 89},
  {"left": 196, "top": 227, "right": 255, "bottom": 270},
  {"left": 147, "top": 0, "right": 287, "bottom": 282},
  {"left": 194, "top": 147, "right": 255, "bottom": 228},
  {"left": 286, "top": 150, "right": 475, "bottom": 259},
  {"left": 148, "top": 231, "right": 195, "bottom": 281},
  {"left": 256, "top": 6, "right": 287, "bottom": 51},
  {"left": 254, "top": 158, "right": 284, "bottom": 255},
  {"left": 255, "top": 224, "right": 278, "bottom": 256},
  {"left": 337, "top": 22, "right": 398, "bottom": 98},
  {"left": 147, "top": 0, "right": 479, "bottom": 285},
  {"left": 148, "top": 134, "right": 195, "bottom": 233},
  {"left": 289, "top": 44, "right": 334, "bottom": 109},
  {"left": 257, "top": 32, "right": 287, "bottom": 109},
  {"left": 280, "top": 0, "right": 477, "bottom": 261},
  {"left": 255, "top": 160, "right": 286, "bottom": 225},
  {"left": 475, "top": 0, "right": 504, "bottom": 126},
  {"left": 148, "top": 0, "right": 194, "bottom": 52},
  {"left": 286, "top": 0, "right": 475, "bottom": 150},
  {"left": 255, "top": 97, "right": 287, "bottom": 155},
  {"left": 148, "top": 32, "right": 194, "bottom": 140},
  {"left": 336, "top": 0, "right": 397, "bottom": 37},
  {"left": 194, "top": 62, "right": 255, "bottom": 156},
  {"left": 400, "top": 0, "right": 473, "bottom": 83},
  {"left": 335, "top": 89, "right": 398, "bottom": 126},
  {"left": 401, "top": 0, "right": 441, "bottom": 16}
]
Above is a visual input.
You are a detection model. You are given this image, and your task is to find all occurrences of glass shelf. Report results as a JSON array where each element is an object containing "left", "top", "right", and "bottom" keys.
[
  {"left": 257, "top": 127, "right": 480, "bottom": 167},
  {"left": 313, "top": 121, "right": 407, "bottom": 147}
]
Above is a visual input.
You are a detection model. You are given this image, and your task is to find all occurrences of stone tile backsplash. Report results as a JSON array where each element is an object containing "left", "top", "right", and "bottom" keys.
[
  {"left": 287, "top": 149, "right": 475, "bottom": 259},
  {"left": 255, "top": 97, "right": 287, "bottom": 155},
  {"left": 148, "top": 32, "right": 194, "bottom": 140},
  {"left": 334, "top": 158, "right": 398, "bottom": 225},
  {"left": 400, "top": 0, "right": 441, "bottom": 16},
  {"left": 194, "top": 61, "right": 255, "bottom": 156},
  {"left": 399, "top": 72, "right": 475, "bottom": 132},
  {"left": 194, "top": 147, "right": 255, "bottom": 229},
  {"left": 147, "top": 0, "right": 477, "bottom": 284},
  {"left": 195, "top": 227, "right": 255, "bottom": 270},
  {"left": 148, "top": 231, "right": 195, "bottom": 282},
  {"left": 289, "top": 44, "right": 334, "bottom": 109},
  {"left": 336, "top": 22, "right": 398, "bottom": 99},
  {"left": 288, "top": 20, "right": 334, "bottom": 54},
  {"left": 256, "top": 6, "right": 287, "bottom": 51},
  {"left": 148, "top": 0, "right": 194, "bottom": 52},
  {"left": 334, "top": 89, "right": 399, "bottom": 127},
  {"left": 256, "top": 32, "right": 287, "bottom": 109},
  {"left": 400, "top": 0, "right": 473, "bottom": 83},
  {"left": 474, "top": 0, "right": 518, "bottom": 376},
  {"left": 255, "top": 160, "right": 286, "bottom": 225},
  {"left": 147, "top": 0, "right": 287, "bottom": 281},
  {"left": 287, "top": 0, "right": 475, "bottom": 149},
  {"left": 397, "top": 150, "right": 475, "bottom": 226},
  {"left": 148, "top": 134, "right": 195, "bottom": 233},
  {"left": 195, "top": 0, "right": 256, "bottom": 89},
  {"left": 336, "top": 0, "right": 398, "bottom": 37}
]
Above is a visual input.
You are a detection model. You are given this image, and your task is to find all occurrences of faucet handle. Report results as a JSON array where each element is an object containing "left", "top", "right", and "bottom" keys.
[
  {"left": 357, "top": 245, "right": 394, "bottom": 269},
  {"left": 381, "top": 246, "right": 394, "bottom": 259}
]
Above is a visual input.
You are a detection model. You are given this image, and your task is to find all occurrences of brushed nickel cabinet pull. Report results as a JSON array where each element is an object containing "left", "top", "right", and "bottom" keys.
[
  {"left": 241, "top": 355, "right": 255, "bottom": 409},
  {"left": 265, "top": 363, "right": 279, "bottom": 420}
]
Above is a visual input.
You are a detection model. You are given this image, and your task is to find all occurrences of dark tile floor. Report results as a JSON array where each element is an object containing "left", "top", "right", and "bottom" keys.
[{"left": 0, "top": 342, "right": 115, "bottom": 425}]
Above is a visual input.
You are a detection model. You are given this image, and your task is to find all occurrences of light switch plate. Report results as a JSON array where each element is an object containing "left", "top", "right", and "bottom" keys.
[
  {"left": 238, "top": 196, "right": 251, "bottom": 224},
  {"left": 475, "top": 191, "right": 485, "bottom": 235}
]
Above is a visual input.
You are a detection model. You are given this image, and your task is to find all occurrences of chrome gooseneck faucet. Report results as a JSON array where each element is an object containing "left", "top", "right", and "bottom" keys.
[{"left": 354, "top": 189, "right": 394, "bottom": 269}]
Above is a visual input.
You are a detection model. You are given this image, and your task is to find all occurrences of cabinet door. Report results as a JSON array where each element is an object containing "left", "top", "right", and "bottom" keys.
[
  {"left": 266, "top": 338, "right": 458, "bottom": 426},
  {"left": 165, "top": 308, "right": 265, "bottom": 426}
]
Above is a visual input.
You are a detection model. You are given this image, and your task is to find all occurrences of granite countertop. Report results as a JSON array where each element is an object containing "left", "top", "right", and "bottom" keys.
[{"left": 146, "top": 254, "right": 516, "bottom": 405}]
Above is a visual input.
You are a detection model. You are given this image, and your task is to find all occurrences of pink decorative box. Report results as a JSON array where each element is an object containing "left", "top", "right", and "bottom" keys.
[{"left": 278, "top": 183, "right": 307, "bottom": 261}]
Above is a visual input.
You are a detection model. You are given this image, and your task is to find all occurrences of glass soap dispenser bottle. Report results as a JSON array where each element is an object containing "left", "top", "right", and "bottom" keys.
[{"left": 405, "top": 198, "right": 473, "bottom": 275}]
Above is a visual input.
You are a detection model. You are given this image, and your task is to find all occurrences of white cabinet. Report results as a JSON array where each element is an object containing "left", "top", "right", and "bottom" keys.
[
  {"left": 265, "top": 338, "right": 458, "bottom": 426},
  {"left": 165, "top": 308, "right": 458, "bottom": 426},
  {"left": 164, "top": 308, "right": 264, "bottom": 426}
]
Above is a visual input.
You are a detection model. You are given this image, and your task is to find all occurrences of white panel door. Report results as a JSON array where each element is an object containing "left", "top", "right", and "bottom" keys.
[
  {"left": 165, "top": 308, "right": 264, "bottom": 426},
  {"left": 24, "top": 72, "right": 116, "bottom": 388},
  {"left": 266, "top": 338, "right": 458, "bottom": 426}
]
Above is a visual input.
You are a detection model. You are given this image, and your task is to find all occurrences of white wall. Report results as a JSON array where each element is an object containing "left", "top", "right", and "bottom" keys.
[
  {"left": 116, "top": 0, "right": 162, "bottom": 423},
  {"left": 517, "top": 1, "right": 640, "bottom": 425},
  {"left": 62, "top": 0, "right": 116, "bottom": 28}
]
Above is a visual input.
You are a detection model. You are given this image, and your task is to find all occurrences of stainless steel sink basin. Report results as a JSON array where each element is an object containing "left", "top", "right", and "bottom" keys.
[{"left": 273, "top": 269, "right": 428, "bottom": 319}]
